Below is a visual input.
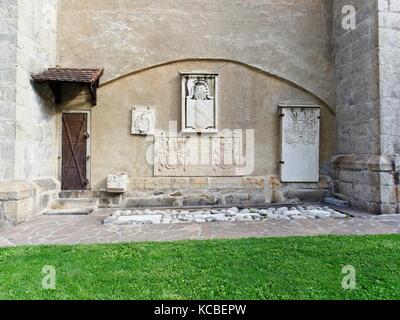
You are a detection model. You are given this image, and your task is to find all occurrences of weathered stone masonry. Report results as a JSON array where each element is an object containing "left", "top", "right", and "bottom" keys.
[
  {"left": 0, "top": 0, "right": 17, "bottom": 182},
  {"left": 332, "top": 0, "right": 400, "bottom": 214},
  {"left": 0, "top": 0, "right": 59, "bottom": 225}
]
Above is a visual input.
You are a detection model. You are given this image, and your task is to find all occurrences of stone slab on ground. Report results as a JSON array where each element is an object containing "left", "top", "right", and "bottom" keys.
[
  {"left": 324, "top": 197, "right": 350, "bottom": 208},
  {"left": 103, "top": 206, "right": 349, "bottom": 226}
]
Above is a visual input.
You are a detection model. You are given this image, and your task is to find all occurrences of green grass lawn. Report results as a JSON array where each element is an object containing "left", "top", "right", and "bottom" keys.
[{"left": 0, "top": 235, "right": 400, "bottom": 300}]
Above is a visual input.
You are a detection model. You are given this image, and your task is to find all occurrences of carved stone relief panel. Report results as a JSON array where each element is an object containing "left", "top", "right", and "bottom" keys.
[
  {"left": 154, "top": 133, "right": 245, "bottom": 177},
  {"left": 107, "top": 172, "right": 129, "bottom": 193},
  {"left": 131, "top": 107, "right": 156, "bottom": 136},
  {"left": 181, "top": 73, "right": 219, "bottom": 133},
  {"left": 280, "top": 106, "right": 320, "bottom": 182}
]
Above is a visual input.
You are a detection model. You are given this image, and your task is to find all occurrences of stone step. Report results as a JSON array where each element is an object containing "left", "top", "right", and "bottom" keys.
[
  {"left": 44, "top": 198, "right": 99, "bottom": 216},
  {"left": 45, "top": 208, "right": 94, "bottom": 216},
  {"left": 324, "top": 197, "right": 350, "bottom": 208},
  {"left": 49, "top": 198, "right": 99, "bottom": 210},
  {"left": 58, "top": 191, "right": 100, "bottom": 199}
]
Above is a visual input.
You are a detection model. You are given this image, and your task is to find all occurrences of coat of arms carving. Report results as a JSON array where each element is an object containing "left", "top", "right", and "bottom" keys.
[{"left": 131, "top": 107, "right": 156, "bottom": 136}]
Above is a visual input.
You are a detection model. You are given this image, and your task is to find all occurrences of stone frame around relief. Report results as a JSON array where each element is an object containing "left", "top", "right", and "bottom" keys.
[
  {"left": 279, "top": 104, "right": 321, "bottom": 183},
  {"left": 153, "top": 133, "right": 245, "bottom": 177},
  {"left": 131, "top": 106, "right": 156, "bottom": 136},
  {"left": 181, "top": 72, "right": 219, "bottom": 134}
]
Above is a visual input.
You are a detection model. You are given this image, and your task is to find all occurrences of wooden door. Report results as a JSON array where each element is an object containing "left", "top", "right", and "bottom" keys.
[{"left": 61, "top": 113, "right": 89, "bottom": 190}]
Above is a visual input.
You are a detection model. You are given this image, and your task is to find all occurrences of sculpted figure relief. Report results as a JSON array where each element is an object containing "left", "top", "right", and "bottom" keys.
[
  {"left": 284, "top": 109, "right": 319, "bottom": 146},
  {"left": 131, "top": 107, "right": 156, "bottom": 136},
  {"left": 154, "top": 134, "right": 245, "bottom": 177},
  {"left": 182, "top": 74, "right": 218, "bottom": 133}
]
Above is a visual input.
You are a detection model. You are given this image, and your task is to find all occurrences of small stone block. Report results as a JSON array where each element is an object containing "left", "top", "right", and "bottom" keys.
[{"left": 107, "top": 173, "right": 129, "bottom": 193}]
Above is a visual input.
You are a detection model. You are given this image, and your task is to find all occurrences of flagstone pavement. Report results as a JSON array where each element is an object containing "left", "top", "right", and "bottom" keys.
[{"left": 1, "top": 208, "right": 400, "bottom": 247}]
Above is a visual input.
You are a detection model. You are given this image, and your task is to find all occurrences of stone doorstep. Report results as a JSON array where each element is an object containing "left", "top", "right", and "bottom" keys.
[
  {"left": 48, "top": 198, "right": 99, "bottom": 210},
  {"left": 45, "top": 208, "right": 94, "bottom": 216},
  {"left": 43, "top": 198, "right": 99, "bottom": 216}
]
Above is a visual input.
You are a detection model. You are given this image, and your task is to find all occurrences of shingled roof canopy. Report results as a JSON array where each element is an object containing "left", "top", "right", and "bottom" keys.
[{"left": 32, "top": 68, "right": 104, "bottom": 105}]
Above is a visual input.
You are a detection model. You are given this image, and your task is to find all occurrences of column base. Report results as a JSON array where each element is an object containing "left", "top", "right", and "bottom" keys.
[
  {"left": 331, "top": 154, "right": 398, "bottom": 214},
  {"left": 0, "top": 178, "right": 60, "bottom": 225}
]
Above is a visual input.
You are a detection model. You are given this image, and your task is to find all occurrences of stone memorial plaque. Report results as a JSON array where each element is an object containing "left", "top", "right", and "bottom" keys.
[
  {"left": 107, "top": 172, "right": 129, "bottom": 193},
  {"left": 280, "top": 106, "right": 320, "bottom": 182},
  {"left": 181, "top": 73, "right": 219, "bottom": 133},
  {"left": 154, "top": 133, "right": 245, "bottom": 177},
  {"left": 131, "top": 107, "right": 156, "bottom": 136}
]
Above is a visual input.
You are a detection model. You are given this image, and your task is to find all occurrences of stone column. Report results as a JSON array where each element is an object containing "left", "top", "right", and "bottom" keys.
[
  {"left": 377, "top": 0, "right": 400, "bottom": 213},
  {"left": 0, "top": 0, "right": 17, "bottom": 181},
  {"left": 332, "top": 0, "right": 400, "bottom": 214},
  {"left": 0, "top": 0, "right": 60, "bottom": 225}
]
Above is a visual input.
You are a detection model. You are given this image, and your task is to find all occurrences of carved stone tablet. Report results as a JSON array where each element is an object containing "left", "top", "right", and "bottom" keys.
[
  {"left": 154, "top": 133, "right": 245, "bottom": 177},
  {"left": 280, "top": 106, "right": 320, "bottom": 182},
  {"left": 181, "top": 73, "right": 219, "bottom": 133},
  {"left": 131, "top": 107, "right": 155, "bottom": 136},
  {"left": 107, "top": 172, "right": 129, "bottom": 193}
]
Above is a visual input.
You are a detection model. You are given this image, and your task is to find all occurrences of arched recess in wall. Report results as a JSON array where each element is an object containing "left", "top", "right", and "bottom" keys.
[
  {"left": 85, "top": 58, "right": 336, "bottom": 183},
  {"left": 100, "top": 58, "right": 335, "bottom": 115}
]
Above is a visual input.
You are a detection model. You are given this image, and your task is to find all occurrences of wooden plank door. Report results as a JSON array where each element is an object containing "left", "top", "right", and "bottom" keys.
[{"left": 61, "top": 113, "right": 89, "bottom": 190}]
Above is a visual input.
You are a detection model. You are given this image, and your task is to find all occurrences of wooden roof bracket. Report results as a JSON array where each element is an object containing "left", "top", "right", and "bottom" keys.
[{"left": 89, "top": 79, "right": 100, "bottom": 106}]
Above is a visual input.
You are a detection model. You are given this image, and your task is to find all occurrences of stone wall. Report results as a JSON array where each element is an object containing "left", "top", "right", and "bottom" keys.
[
  {"left": 0, "top": 0, "right": 17, "bottom": 181},
  {"left": 59, "top": 176, "right": 331, "bottom": 209},
  {"left": 57, "top": 0, "right": 335, "bottom": 107},
  {"left": 332, "top": 0, "right": 381, "bottom": 212},
  {"left": 332, "top": 0, "right": 400, "bottom": 214},
  {"left": 379, "top": 0, "right": 400, "bottom": 157},
  {"left": 0, "top": 0, "right": 59, "bottom": 225},
  {"left": 333, "top": 0, "right": 380, "bottom": 155},
  {"left": 376, "top": 0, "right": 400, "bottom": 212},
  {"left": 14, "top": 0, "right": 58, "bottom": 180}
]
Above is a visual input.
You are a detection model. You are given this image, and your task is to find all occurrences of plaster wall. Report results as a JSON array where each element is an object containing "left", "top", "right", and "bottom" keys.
[
  {"left": 60, "top": 60, "right": 335, "bottom": 205},
  {"left": 57, "top": 0, "right": 335, "bottom": 108}
]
